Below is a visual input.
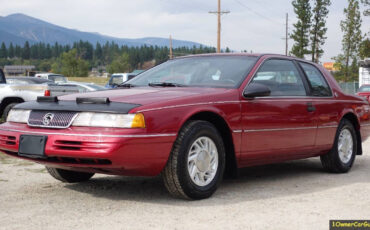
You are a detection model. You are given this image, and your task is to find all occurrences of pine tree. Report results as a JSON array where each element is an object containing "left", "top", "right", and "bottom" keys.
[
  {"left": 361, "top": 0, "right": 370, "bottom": 16},
  {"left": 291, "top": 0, "right": 312, "bottom": 58},
  {"left": 310, "top": 0, "right": 331, "bottom": 63},
  {"left": 22, "top": 41, "right": 31, "bottom": 59},
  {"left": 0, "top": 42, "right": 7, "bottom": 58},
  {"left": 8, "top": 43, "right": 14, "bottom": 58},
  {"left": 339, "top": 0, "right": 362, "bottom": 81}
]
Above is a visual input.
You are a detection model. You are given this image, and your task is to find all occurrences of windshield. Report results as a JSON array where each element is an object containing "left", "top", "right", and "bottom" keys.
[
  {"left": 111, "top": 75, "right": 125, "bottom": 85},
  {"left": 359, "top": 86, "right": 370, "bottom": 92},
  {"left": 49, "top": 75, "right": 67, "bottom": 83},
  {"left": 127, "top": 56, "right": 257, "bottom": 88}
]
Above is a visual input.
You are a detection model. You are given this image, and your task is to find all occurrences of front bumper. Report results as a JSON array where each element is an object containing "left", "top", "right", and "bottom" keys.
[{"left": 0, "top": 122, "right": 177, "bottom": 176}]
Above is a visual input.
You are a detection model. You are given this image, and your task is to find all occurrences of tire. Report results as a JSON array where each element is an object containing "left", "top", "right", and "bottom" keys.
[
  {"left": 46, "top": 167, "right": 94, "bottom": 183},
  {"left": 162, "top": 120, "right": 226, "bottom": 200},
  {"left": 320, "top": 119, "right": 357, "bottom": 173},
  {"left": 2, "top": 103, "right": 19, "bottom": 121}
]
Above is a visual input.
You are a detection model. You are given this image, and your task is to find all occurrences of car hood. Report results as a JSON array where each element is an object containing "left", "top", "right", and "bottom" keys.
[{"left": 60, "top": 87, "right": 236, "bottom": 106}]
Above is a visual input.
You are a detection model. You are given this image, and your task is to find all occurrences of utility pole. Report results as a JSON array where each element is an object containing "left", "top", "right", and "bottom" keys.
[
  {"left": 169, "top": 35, "right": 173, "bottom": 59},
  {"left": 285, "top": 13, "right": 288, "bottom": 56},
  {"left": 209, "top": 0, "right": 230, "bottom": 53},
  {"left": 281, "top": 13, "right": 289, "bottom": 56}
]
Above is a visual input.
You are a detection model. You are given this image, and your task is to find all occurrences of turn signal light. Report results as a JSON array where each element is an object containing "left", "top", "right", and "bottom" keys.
[{"left": 131, "top": 113, "right": 146, "bottom": 128}]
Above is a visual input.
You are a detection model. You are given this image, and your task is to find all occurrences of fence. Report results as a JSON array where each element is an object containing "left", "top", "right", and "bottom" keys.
[{"left": 338, "top": 82, "right": 359, "bottom": 95}]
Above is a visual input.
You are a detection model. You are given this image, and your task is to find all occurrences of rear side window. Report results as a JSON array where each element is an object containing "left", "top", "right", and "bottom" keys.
[
  {"left": 251, "top": 59, "right": 307, "bottom": 96},
  {"left": 300, "top": 63, "right": 332, "bottom": 97}
]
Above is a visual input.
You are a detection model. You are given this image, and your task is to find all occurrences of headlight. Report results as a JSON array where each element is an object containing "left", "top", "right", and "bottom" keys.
[
  {"left": 7, "top": 109, "right": 31, "bottom": 123},
  {"left": 72, "top": 112, "right": 145, "bottom": 128}
]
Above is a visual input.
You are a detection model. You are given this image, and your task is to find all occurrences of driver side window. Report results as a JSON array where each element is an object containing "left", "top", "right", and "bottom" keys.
[{"left": 251, "top": 59, "right": 307, "bottom": 96}]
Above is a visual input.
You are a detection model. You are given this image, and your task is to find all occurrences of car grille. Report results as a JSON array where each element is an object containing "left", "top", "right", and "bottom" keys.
[{"left": 28, "top": 110, "right": 78, "bottom": 128}]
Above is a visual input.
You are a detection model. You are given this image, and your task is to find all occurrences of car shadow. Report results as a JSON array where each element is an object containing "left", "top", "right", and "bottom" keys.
[{"left": 64, "top": 157, "right": 368, "bottom": 206}]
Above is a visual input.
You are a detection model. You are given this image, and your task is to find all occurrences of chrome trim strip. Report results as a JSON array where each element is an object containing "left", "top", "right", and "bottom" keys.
[
  {"left": 361, "top": 124, "right": 370, "bottom": 127},
  {"left": 244, "top": 126, "right": 317, "bottom": 133},
  {"left": 0, "top": 128, "right": 176, "bottom": 138},
  {"left": 318, "top": 125, "right": 338, "bottom": 129},
  {"left": 232, "top": 130, "right": 243, "bottom": 133},
  {"left": 137, "top": 101, "right": 240, "bottom": 112}
]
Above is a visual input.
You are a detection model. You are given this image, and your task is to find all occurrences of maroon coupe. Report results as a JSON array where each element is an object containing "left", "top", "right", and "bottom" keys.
[{"left": 1, "top": 54, "right": 369, "bottom": 200}]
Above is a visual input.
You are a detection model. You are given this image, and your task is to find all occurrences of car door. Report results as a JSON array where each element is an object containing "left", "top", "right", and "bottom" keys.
[
  {"left": 298, "top": 62, "right": 339, "bottom": 152},
  {"left": 240, "top": 58, "right": 317, "bottom": 166}
]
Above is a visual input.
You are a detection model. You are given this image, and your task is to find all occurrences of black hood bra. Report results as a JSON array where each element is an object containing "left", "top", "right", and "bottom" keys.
[{"left": 14, "top": 97, "right": 141, "bottom": 114}]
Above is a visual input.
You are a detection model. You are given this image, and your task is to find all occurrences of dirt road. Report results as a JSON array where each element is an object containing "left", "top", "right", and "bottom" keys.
[{"left": 1, "top": 141, "right": 370, "bottom": 230}]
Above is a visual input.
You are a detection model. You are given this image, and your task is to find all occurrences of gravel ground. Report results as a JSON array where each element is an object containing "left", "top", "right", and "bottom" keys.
[{"left": 1, "top": 142, "right": 370, "bottom": 230}]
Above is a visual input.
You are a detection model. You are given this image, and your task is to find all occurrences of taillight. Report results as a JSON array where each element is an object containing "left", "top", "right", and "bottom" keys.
[{"left": 44, "top": 90, "right": 51, "bottom": 96}]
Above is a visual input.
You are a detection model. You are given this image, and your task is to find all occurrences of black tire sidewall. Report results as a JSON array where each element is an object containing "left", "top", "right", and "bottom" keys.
[
  {"left": 2, "top": 103, "right": 18, "bottom": 120},
  {"left": 176, "top": 121, "right": 225, "bottom": 199},
  {"left": 333, "top": 120, "right": 357, "bottom": 170}
]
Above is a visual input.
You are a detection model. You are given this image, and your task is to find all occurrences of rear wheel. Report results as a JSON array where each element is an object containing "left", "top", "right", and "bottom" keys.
[
  {"left": 320, "top": 119, "right": 357, "bottom": 173},
  {"left": 162, "top": 120, "right": 225, "bottom": 200},
  {"left": 46, "top": 167, "right": 94, "bottom": 183}
]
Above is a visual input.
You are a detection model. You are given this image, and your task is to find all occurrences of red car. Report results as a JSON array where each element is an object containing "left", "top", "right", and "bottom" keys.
[
  {"left": 357, "top": 84, "right": 370, "bottom": 102},
  {"left": 1, "top": 54, "right": 370, "bottom": 200}
]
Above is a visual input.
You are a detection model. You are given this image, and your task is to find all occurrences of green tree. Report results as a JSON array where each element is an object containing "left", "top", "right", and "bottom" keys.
[
  {"left": 336, "top": 0, "right": 362, "bottom": 81},
  {"left": 8, "top": 43, "right": 14, "bottom": 58},
  {"left": 310, "top": 0, "right": 331, "bottom": 63},
  {"left": 107, "top": 53, "right": 131, "bottom": 73},
  {"left": 291, "top": 0, "right": 312, "bottom": 58},
  {"left": 22, "top": 41, "right": 30, "bottom": 59},
  {"left": 359, "top": 38, "right": 370, "bottom": 59},
  {"left": 0, "top": 42, "right": 7, "bottom": 58},
  {"left": 361, "top": 0, "right": 370, "bottom": 16},
  {"left": 60, "top": 49, "right": 89, "bottom": 77}
]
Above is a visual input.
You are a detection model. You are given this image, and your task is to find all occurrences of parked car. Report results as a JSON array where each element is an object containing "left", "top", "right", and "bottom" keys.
[
  {"left": 6, "top": 77, "right": 53, "bottom": 85},
  {"left": 1, "top": 54, "right": 370, "bottom": 200},
  {"left": 35, "top": 73, "right": 68, "bottom": 83},
  {"left": 0, "top": 70, "right": 79, "bottom": 120},
  {"left": 59, "top": 82, "right": 106, "bottom": 93},
  {"left": 105, "top": 73, "right": 137, "bottom": 88},
  {"left": 356, "top": 84, "right": 370, "bottom": 102}
]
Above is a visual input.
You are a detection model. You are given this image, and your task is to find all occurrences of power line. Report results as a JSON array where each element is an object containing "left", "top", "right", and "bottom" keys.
[{"left": 233, "top": 0, "right": 284, "bottom": 26}]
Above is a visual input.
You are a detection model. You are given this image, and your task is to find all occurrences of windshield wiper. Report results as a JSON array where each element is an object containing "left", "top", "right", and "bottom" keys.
[
  {"left": 148, "top": 82, "right": 186, "bottom": 87},
  {"left": 116, "top": 83, "right": 137, "bottom": 88}
]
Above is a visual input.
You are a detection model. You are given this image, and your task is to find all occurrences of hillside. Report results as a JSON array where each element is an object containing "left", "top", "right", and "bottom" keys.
[{"left": 0, "top": 13, "right": 203, "bottom": 48}]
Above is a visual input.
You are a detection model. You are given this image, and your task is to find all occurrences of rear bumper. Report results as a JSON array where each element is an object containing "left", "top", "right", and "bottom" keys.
[{"left": 0, "top": 123, "right": 177, "bottom": 176}]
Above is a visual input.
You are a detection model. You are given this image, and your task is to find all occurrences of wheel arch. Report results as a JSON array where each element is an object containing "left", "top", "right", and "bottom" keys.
[
  {"left": 0, "top": 97, "right": 25, "bottom": 117},
  {"left": 183, "top": 111, "right": 238, "bottom": 177},
  {"left": 341, "top": 112, "right": 362, "bottom": 155}
]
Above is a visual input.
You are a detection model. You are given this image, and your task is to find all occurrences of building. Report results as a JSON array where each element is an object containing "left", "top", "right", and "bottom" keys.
[
  {"left": 4, "top": 65, "right": 35, "bottom": 76},
  {"left": 323, "top": 62, "right": 339, "bottom": 72},
  {"left": 359, "top": 58, "right": 370, "bottom": 87}
]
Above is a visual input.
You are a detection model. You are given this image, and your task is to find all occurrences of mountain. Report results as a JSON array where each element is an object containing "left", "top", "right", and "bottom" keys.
[{"left": 0, "top": 13, "right": 204, "bottom": 48}]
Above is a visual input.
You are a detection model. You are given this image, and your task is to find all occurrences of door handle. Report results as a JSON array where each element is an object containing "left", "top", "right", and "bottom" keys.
[{"left": 307, "top": 102, "right": 316, "bottom": 112}]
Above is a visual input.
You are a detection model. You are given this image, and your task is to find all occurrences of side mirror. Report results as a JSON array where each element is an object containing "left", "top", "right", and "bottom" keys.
[{"left": 243, "top": 83, "right": 271, "bottom": 98}]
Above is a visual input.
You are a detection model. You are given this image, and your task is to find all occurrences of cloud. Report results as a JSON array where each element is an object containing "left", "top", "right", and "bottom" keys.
[{"left": 0, "top": 0, "right": 368, "bottom": 62}]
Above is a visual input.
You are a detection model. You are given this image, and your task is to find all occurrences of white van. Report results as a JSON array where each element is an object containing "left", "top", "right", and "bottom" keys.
[{"left": 34, "top": 73, "right": 67, "bottom": 83}]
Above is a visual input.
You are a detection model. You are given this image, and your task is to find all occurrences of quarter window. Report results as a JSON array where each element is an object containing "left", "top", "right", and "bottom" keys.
[
  {"left": 300, "top": 63, "right": 332, "bottom": 97},
  {"left": 251, "top": 59, "right": 307, "bottom": 96}
]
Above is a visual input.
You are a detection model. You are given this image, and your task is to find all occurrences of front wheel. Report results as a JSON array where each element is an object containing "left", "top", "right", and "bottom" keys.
[
  {"left": 46, "top": 167, "right": 94, "bottom": 183},
  {"left": 162, "top": 120, "right": 225, "bottom": 200},
  {"left": 320, "top": 119, "right": 357, "bottom": 173}
]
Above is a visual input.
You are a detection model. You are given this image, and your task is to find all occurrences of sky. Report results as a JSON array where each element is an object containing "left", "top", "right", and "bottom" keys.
[{"left": 0, "top": 0, "right": 369, "bottom": 62}]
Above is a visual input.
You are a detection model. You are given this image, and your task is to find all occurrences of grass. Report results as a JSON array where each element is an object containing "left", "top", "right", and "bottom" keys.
[{"left": 68, "top": 76, "right": 109, "bottom": 86}]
